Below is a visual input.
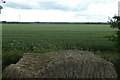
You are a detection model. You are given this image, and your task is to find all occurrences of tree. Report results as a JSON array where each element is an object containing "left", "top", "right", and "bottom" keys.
[
  {"left": 107, "top": 16, "right": 120, "bottom": 78},
  {"left": 108, "top": 16, "right": 120, "bottom": 54},
  {"left": 0, "top": 0, "right": 6, "bottom": 14}
]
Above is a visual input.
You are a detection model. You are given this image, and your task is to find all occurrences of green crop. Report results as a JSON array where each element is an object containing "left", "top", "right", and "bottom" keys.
[
  {"left": 2, "top": 24, "right": 114, "bottom": 52},
  {"left": 2, "top": 23, "right": 115, "bottom": 69}
]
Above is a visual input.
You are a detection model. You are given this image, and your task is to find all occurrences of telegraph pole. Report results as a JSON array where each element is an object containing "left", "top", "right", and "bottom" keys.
[
  {"left": 19, "top": 13, "right": 21, "bottom": 23},
  {"left": 117, "top": 17, "right": 120, "bottom": 54},
  {"left": 118, "top": 1, "right": 120, "bottom": 16}
]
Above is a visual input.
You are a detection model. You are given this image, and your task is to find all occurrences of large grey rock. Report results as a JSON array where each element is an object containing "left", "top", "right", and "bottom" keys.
[{"left": 2, "top": 50, "right": 117, "bottom": 78}]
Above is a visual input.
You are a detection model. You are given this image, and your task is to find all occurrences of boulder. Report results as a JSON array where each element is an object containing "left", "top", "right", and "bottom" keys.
[{"left": 2, "top": 50, "right": 117, "bottom": 78}]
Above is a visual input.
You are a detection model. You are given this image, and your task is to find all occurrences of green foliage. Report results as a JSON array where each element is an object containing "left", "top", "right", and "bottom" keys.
[
  {"left": 110, "top": 16, "right": 120, "bottom": 29},
  {"left": 108, "top": 16, "right": 120, "bottom": 53},
  {"left": 96, "top": 51, "right": 120, "bottom": 78},
  {"left": 2, "top": 50, "right": 23, "bottom": 70},
  {"left": 111, "top": 57, "right": 120, "bottom": 78},
  {"left": 107, "top": 15, "right": 120, "bottom": 78}
]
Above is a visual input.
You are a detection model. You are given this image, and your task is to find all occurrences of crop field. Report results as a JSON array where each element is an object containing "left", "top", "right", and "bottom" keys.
[
  {"left": 2, "top": 24, "right": 115, "bottom": 52},
  {"left": 2, "top": 23, "right": 116, "bottom": 69}
]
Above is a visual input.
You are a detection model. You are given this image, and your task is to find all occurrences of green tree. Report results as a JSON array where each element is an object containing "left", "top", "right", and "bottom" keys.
[
  {"left": 108, "top": 16, "right": 120, "bottom": 54},
  {"left": 108, "top": 16, "right": 120, "bottom": 78}
]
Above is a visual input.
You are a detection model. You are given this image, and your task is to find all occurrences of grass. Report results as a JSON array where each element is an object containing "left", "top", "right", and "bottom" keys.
[{"left": 2, "top": 23, "right": 117, "bottom": 72}]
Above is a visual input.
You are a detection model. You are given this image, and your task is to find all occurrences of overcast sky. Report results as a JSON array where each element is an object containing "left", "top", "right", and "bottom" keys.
[{"left": 0, "top": 0, "right": 119, "bottom": 22}]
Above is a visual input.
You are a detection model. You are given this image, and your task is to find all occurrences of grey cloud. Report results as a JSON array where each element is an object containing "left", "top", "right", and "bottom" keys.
[
  {"left": 5, "top": 2, "right": 32, "bottom": 9},
  {"left": 4, "top": 0, "right": 110, "bottom": 11},
  {"left": 37, "top": 2, "right": 70, "bottom": 11},
  {"left": 4, "top": 1, "right": 70, "bottom": 10},
  {"left": 37, "top": 2, "right": 90, "bottom": 11},
  {"left": 4, "top": 1, "right": 89, "bottom": 12}
]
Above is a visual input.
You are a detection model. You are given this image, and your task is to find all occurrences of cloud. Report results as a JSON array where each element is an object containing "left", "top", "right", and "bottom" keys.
[
  {"left": 4, "top": 0, "right": 119, "bottom": 12},
  {"left": 4, "top": 0, "right": 89, "bottom": 11},
  {"left": 1, "top": 0, "right": 119, "bottom": 22},
  {"left": 5, "top": 2, "right": 32, "bottom": 9},
  {"left": 37, "top": 2, "right": 70, "bottom": 11}
]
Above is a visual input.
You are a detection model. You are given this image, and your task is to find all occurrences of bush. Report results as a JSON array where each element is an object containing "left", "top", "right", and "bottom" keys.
[{"left": 111, "top": 57, "right": 120, "bottom": 78}]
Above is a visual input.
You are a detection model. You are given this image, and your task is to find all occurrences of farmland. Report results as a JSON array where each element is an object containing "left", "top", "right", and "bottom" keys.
[
  {"left": 2, "top": 23, "right": 116, "bottom": 70},
  {"left": 2, "top": 24, "right": 115, "bottom": 52}
]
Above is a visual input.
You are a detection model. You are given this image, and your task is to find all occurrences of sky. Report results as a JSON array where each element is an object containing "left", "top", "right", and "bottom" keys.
[{"left": 0, "top": 0, "right": 119, "bottom": 22}]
